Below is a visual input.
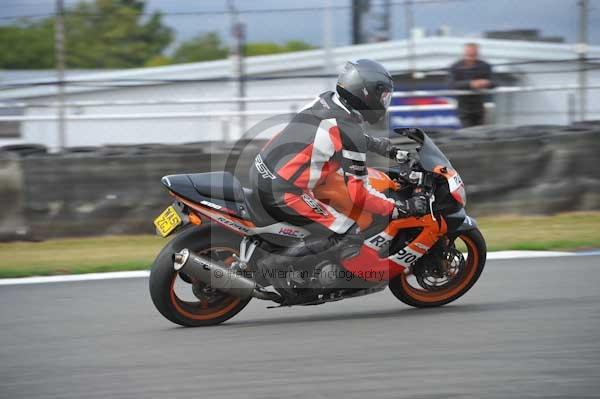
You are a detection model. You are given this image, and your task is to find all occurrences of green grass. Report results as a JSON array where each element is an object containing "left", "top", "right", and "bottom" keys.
[
  {"left": 477, "top": 212, "right": 600, "bottom": 252},
  {"left": 0, "top": 235, "right": 166, "bottom": 278},
  {"left": 0, "top": 212, "right": 599, "bottom": 278}
]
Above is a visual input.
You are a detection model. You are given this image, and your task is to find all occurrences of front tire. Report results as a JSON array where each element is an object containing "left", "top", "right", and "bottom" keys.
[
  {"left": 149, "top": 225, "right": 251, "bottom": 326},
  {"left": 389, "top": 228, "right": 486, "bottom": 308}
]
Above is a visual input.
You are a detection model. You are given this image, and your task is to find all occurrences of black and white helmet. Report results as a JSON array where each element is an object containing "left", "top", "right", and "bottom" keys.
[{"left": 336, "top": 59, "right": 394, "bottom": 124}]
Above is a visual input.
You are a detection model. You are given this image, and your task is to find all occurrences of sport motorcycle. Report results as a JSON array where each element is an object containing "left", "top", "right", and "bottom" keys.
[{"left": 149, "top": 128, "right": 486, "bottom": 326}]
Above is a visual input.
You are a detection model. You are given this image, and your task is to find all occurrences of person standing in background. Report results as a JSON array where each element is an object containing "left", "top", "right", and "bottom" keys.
[{"left": 448, "top": 43, "right": 495, "bottom": 127}]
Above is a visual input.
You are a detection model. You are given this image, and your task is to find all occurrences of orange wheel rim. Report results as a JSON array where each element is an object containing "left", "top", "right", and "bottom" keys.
[
  {"left": 400, "top": 234, "right": 479, "bottom": 303},
  {"left": 169, "top": 246, "right": 242, "bottom": 320}
]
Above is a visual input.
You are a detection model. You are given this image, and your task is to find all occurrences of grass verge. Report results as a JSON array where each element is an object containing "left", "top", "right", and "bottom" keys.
[
  {"left": 0, "top": 212, "right": 599, "bottom": 278},
  {"left": 478, "top": 212, "right": 600, "bottom": 252},
  {"left": 0, "top": 235, "right": 166, "bottom": 278}
]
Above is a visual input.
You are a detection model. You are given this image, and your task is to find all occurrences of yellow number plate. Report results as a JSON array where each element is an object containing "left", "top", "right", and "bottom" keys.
[{"left": 153, "top": 206, "right": 183, "bottom": 237}]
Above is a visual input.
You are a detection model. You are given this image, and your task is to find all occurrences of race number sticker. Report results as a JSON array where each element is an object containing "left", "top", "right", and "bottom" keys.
[
  {"left": 390, "top": 246, "right": 424, "bottom": 268},
  {"left": 447, "top": 170, "right": 464, "bottom": 192}
]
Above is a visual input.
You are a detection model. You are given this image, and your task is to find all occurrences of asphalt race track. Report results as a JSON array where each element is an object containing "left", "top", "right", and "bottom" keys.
[{"left": 1, "top": 255, "right": 599, "bottom": 399}]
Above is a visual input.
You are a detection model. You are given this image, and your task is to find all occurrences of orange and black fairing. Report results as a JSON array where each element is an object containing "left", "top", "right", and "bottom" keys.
[
  {"left": 314, "top": 166, "right": 449, "bottom": 281},
  {"left": 433, "top": 165, "right": 467, "bottom": 206},
  {"left": 342, "top": 214, "right": 447, "bottom": 281}
]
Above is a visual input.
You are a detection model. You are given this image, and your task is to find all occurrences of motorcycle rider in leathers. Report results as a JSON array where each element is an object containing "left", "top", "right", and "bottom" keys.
[{"left": 250, "top": 59, "right": 428, "bottom": 266}]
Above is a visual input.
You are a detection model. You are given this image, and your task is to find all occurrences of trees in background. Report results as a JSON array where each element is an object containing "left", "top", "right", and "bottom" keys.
[
  {"left": 245, "top": 40, "right": 314, "bottom": 56},
  {"left": 169, "top": 36, "right": 316, "bottom": 64},
  {"left": 0, "top": 0, "right": 172, "bottom": 69},
  {"left": 0, "top": 0, "right": 316, "bottom": 69},
  {"left": 65, "top": 0, "right": 173, "bottom": 68},
  {"left": 170, "top": 32, "right": 229, "bottom": 64},
  {"left": 0, "top": 20, "right": 55, "bottom": 69}
]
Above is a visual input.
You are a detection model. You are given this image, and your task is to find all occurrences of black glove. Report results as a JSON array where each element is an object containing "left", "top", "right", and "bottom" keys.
[{"left": 392, "top": 195, "right": 428, "bottom": 218}]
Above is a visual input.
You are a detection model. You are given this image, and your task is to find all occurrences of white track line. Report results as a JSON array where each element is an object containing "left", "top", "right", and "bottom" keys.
[
  {"left": 0, "top": 270, "right": 150, "bottom": 286},
  {"left": 486, "top": 250, "right": 574, "bottom": 260},
  {"left": 0, "top": 250, "right": 587, "bottom": 286}
]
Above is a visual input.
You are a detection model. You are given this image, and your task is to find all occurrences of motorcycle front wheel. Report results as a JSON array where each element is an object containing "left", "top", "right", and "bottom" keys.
[{"left": 389, "top": 228, "right": 486, "bottom": 308}]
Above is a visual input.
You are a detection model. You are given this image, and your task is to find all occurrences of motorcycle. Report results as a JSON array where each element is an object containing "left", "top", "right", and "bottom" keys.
[{"left": 149, "top": 127, "right": 486, "bottom": 326}]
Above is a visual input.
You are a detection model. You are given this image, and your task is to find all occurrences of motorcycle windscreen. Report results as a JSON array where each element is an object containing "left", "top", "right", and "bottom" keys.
[
  {"left": 403, "top": 128, "right": 466, "bottom": 205},
  {"left": 412, "top": 130, "right": 454, "bottom": 173}
]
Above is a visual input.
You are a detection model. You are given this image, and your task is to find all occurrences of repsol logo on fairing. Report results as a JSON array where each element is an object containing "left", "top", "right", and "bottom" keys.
[
  {"left": 216, "top": 216, "right": 251, "bottom": 234},
  {"left": 369, "top": 235, "right": 387, "bottom": 248},
  {"left": 365, "top": 233, "right": 393, "bottom": 251}
]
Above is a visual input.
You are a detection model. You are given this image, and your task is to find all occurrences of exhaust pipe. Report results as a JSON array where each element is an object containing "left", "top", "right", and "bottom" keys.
[{"left": 173, "top": 249, "right": 281, "bottom": 302}]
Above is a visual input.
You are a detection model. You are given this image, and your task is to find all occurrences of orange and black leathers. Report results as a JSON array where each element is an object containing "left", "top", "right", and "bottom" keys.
[{"left": 252, "top": 91, "right": 398, "bottom": 234}]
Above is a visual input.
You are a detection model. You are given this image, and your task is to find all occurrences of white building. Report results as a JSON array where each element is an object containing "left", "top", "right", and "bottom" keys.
[{"left": 1, "top": 36, "right": 598, "bottom": 149}]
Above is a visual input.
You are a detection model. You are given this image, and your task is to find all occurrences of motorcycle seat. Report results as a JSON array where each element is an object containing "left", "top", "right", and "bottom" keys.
[
  {"left": 187, "top": 172, "right": 245, "bottom": 202},
  {"left": 162, "top": 172, "right": 279, "bottom": 227}
]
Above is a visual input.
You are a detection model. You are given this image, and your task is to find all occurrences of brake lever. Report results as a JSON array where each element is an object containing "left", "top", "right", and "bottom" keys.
[{"left": 428, "top": 194, "right": 436, "bottom": 221}]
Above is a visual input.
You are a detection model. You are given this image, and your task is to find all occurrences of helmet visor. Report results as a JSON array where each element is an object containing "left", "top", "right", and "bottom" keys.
[{"left": 380, "top": 89, "right": 392, "bottom": 110}]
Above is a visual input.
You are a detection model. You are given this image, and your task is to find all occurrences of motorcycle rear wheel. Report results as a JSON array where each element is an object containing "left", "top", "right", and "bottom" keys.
[
  {"left": 149, "top": 225, "right": 251, "bottom": 326},
  {"left": 389, "top": 228, "right": 486, "bottom": 308}
]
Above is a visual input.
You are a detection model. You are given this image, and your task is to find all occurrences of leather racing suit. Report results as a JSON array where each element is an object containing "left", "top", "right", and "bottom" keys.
[{"left": 249, "top": 91, "right": 399, "bottom": 237}]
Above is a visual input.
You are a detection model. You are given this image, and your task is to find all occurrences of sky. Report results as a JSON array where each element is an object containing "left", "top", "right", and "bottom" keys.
[{"left": 1, "top": 0, "right": 599, "bottom": 48}]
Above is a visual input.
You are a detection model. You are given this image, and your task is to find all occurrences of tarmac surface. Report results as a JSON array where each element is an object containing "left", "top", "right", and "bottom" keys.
[{"left": 1, "top": 255, "right": 599, "bottom": 399}]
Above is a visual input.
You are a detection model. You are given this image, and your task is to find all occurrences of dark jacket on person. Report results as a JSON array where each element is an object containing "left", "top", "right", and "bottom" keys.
[{"left": 448, "top": 60, "right": 494, "bottom": 116}]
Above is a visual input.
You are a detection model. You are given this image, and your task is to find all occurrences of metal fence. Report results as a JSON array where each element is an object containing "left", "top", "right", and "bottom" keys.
[
  {"left": 0, "top": 83, "right": 598, "bottom": 120},
  {"left": 0, "top": 84, "right": 599, "bottom": 149}
]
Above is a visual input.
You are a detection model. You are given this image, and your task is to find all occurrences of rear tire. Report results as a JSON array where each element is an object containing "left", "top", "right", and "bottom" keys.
[
  {"left": 149, "top": 225, "right": 251, "bottom": 326},
  {"left": 389, "top": 228, "right": 486, "bottom": 308}
]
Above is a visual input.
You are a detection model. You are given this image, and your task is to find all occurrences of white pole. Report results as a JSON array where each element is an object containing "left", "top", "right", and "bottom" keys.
[
  {"left": 577, "top": 0, "right": 589, "bottom": 121},
  {"left": 323, "top": 0, "right": 335, "bottom": 89},
  {"left": 404, "top": 0, "right": 416, "bottom": 75},
  {"left": 228, "top": 0, "right": 246, "bottom": 139},
  {"left": 54, "top": 0, "right": 66, "bottom": 150}
]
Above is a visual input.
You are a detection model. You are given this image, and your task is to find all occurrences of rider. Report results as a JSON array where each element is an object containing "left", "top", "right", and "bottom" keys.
[{"left": 250, "top": 59, "right": 428, "bottom": 261}]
